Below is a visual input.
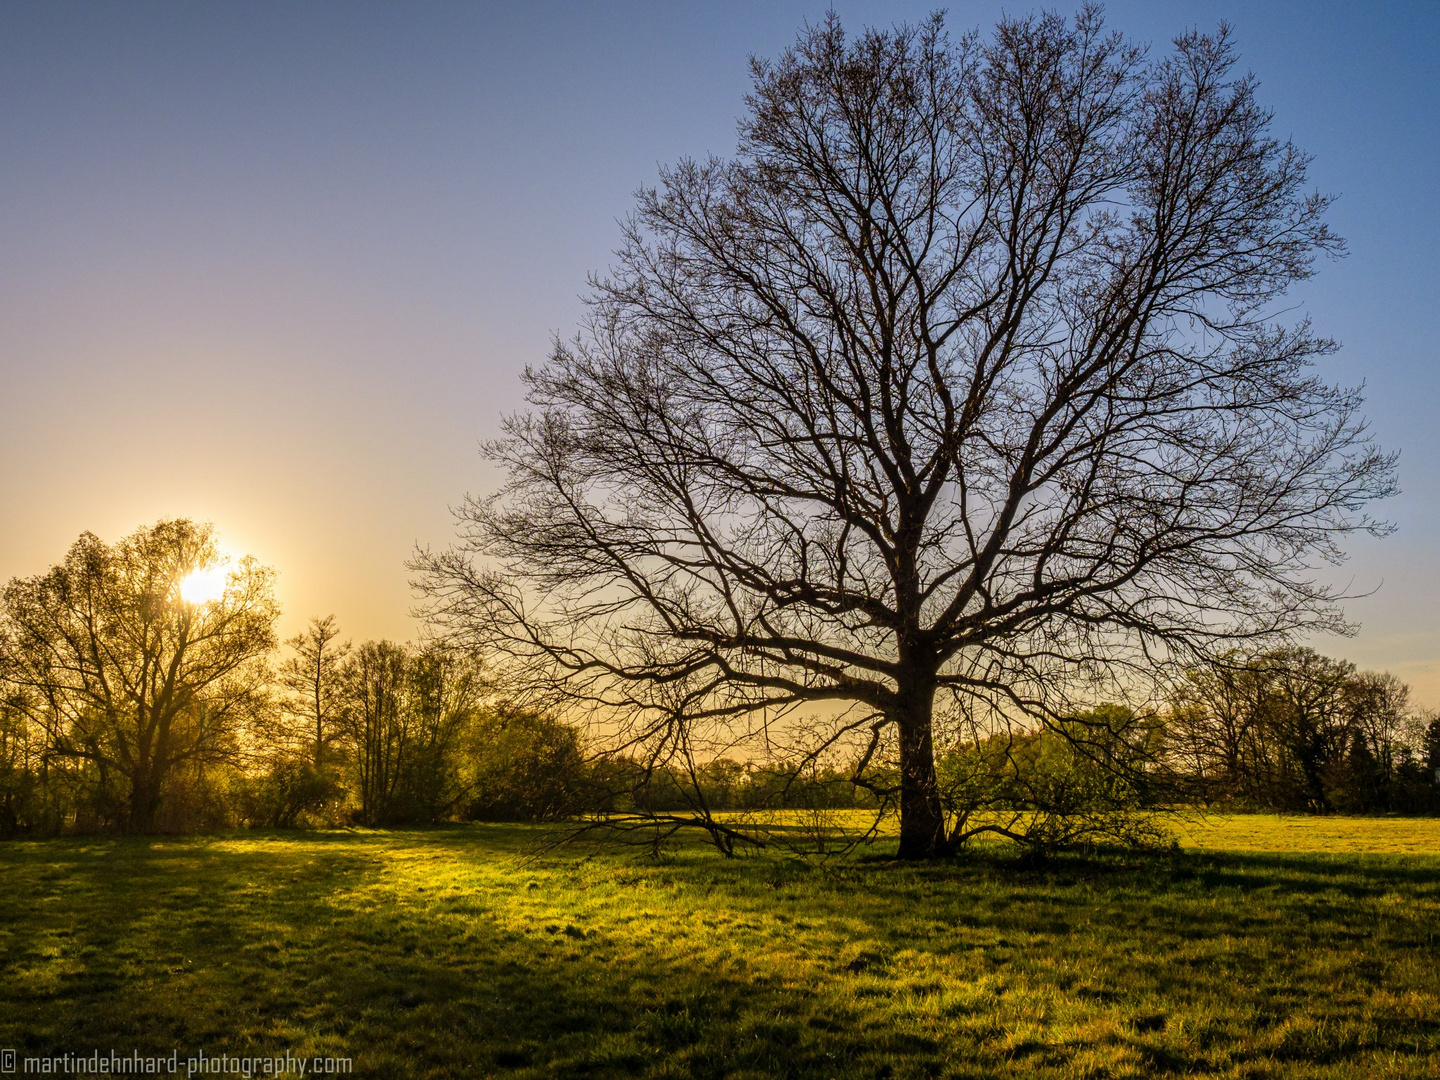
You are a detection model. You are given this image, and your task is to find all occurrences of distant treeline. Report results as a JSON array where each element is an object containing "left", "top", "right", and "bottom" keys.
[
  {"left": 2, "top": 522, "right": 1438, "bottom": 839},
  {"left": 0, "top": 613, "right": 878, "bottom": 835},
  {"left": 1167, "top": 648, "right": 1440, "bottom": 814},
  {"left": 621, "top": 649, "right": 1440, "bottom": 851},
  {"left": 0, "top": 627, "right": 594, "bottom": 836},
  {"left": 3, "top": 643, "right": 1439, "bottom": 838},
  {"left": 942, "top": 651, "right": 1440, "bottom": 822},
  {"left": 2, "top": 639, "right": 1440, "bottom": 840}
]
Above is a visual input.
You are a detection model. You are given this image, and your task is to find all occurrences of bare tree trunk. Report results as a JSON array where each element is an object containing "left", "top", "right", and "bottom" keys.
[
  {"left": 895, "top": 674, "right": 948, "bottom": 859},
  {"left": 314, "top": 662, "right": 325, "bottom": 769},
  {"left": 128, "top": 765, "right": 159, "bottom": 833}
]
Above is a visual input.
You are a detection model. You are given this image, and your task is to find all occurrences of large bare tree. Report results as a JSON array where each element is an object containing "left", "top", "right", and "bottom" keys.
[
  {"left": 0, "top": 520, "right": 278, "bottom": 832},
  {"left": 417, "top": 11, "right": 1394, "bottom": 857}
]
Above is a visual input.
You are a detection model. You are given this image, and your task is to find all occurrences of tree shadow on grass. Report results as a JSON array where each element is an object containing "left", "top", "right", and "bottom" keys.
[
  {"left": 2, "top": 829, "right": 1438, "bottom": 1078},
  {"left": 2, "top": 832, "right": 879, "bottom": 1077}
]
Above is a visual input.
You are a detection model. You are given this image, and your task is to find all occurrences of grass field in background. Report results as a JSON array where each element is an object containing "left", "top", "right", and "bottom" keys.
[
  {"left": 1178, "top": 813, "right": 1440, "bottom": 855},
  {"left": 2, "top": 816, "right": 1438, "bottom": 1078}
]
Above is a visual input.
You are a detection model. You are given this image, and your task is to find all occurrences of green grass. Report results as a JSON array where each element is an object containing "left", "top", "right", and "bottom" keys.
[
  {"left": 2, "top": 817, "right": 1439, "bottom": 1078},
  {"left": 1179, "top": 813, "right": 1440, "bottom": 855}
]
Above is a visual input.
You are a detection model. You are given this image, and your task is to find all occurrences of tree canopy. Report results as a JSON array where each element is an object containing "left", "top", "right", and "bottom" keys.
[
  {"left": 0, "top": 519, "right": 278, "bottom": 832},
  {"left": 423, "top": 10, "right": 1393, "bottom": 856}
]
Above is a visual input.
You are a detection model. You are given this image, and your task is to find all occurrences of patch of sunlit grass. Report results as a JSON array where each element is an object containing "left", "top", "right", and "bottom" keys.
[{"left": 1177, "top": 812, "right": 1440, "bottom": 854}]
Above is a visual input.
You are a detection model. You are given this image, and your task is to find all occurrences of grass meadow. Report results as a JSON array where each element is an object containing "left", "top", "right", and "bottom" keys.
[{"left": 2, "top": 816, "right": 1438, "bottom": 1078}]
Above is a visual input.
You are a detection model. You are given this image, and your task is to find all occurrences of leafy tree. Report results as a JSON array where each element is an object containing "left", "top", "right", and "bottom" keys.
[
  {"left": 1342, "top": 671, "right": 1412, "bottom": 807},
  {"left": 1168, "top": 656, "right": 1270, "bottom": 805},
  {"left": 1261, "top": 648, "right": 1356, "bottom": 811},
  {"left": 0, "top": 689, "right": 45, "bottom": 835},
  {"left": 245, "top": 756, "right": 343, "bottom": 829},
  {"left": 339, "top": 640, "right": 411, "bottom": 826},
  {"left": 418, "top": 10, "right": 1392, "bottom": 856},
  {"left": 237, "top": 615, "right": 355, "bottom": 829},
  {"left": 1170, "top": 649, "right": 1427, "bottom": 812},
  {"left": 462, "top": 703, "right": 588, "bottom": 822},
  {"left": 392, "top": 643, "right": 488, "bottom": 823},
  {"left": 278, "top": 614, "right": 350, "bottom": 770},
  {"left": 0, "top": 520, "right": 278, "bottom": 832},
  {"left": 939, "top": 704, "right": 1166, "bottom": 852},
  {"left": 334, "top": 640, "right": 490, "bottom": 825}
]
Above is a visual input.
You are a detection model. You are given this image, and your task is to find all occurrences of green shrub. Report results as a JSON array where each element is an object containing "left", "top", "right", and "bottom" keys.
[{"left": 461, "top": 705, "right": 589, "bottom": 822}]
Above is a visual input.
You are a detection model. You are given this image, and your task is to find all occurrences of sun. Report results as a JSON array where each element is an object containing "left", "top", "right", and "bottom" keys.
[{"left": 178, "top": 564, "right": 228, "bottom": 605}]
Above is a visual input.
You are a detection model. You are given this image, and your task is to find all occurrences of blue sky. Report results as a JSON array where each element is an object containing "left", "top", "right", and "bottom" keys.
[{"left": 1, "top": 1, "right": 1436, "bottom": 697}]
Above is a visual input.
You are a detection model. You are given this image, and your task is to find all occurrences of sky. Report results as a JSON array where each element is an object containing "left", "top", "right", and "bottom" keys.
[{"left": 1, "top": 1, "right": 1436, "bottom": 699}]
